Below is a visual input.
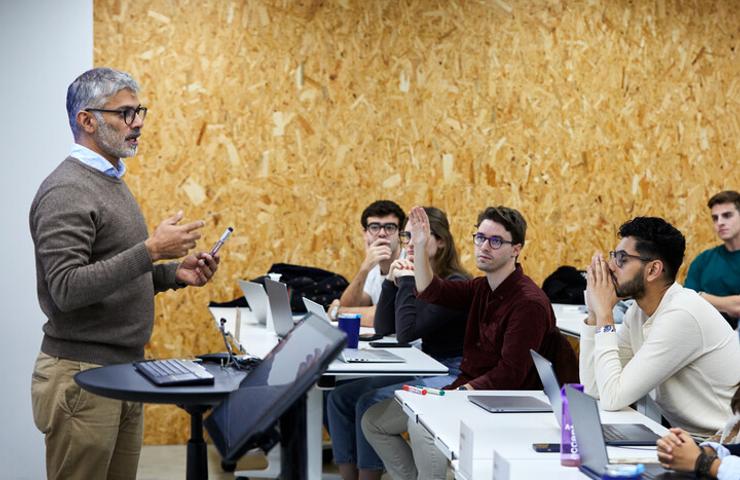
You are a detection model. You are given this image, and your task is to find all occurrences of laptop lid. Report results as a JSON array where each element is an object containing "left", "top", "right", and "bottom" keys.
[
  {"left": 530, "top": 349, "right": 563, "bottom": 426},
  {"left": 340, "top": 349, "right": 405, "bottom": 363},
  {"left": 303, "top": 297, "right": 330, "bottom": 322},
  {"left": 467, "top": 395, "right": 551, "bottom": 413},
  {"left": 564, "top": 385, "right": 610, "bottom": 476},
  {"left": 204, "top": 313, "right": 346, "bottom": 462},
  {"left": 264, "top": 278, "right": 295, "bottom": 337},
  {"left": 238, "top": 280, "right": 270, "bottom": 326}
]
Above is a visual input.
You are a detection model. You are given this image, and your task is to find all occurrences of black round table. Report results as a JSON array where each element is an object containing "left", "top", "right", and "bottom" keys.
[{"left": 75, "top": 362, "right": 247, "bottom": 480}]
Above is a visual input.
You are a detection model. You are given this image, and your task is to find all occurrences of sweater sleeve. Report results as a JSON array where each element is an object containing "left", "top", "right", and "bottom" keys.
[
  {"left": 373, "top": 279, "right": 398, "bottom": 336},
  {"left": 468, "top": 301, "right": 551, "bottom": 390},
  {"left": 579, "top": 317, "right": 634, "bottom": 397},
  {"left": 153, "top": 262, "right": 181, "bottom": 293},
  {"left": 394, "top": 275, "right": 467, "bottom": 344},
  {"left": 592, "top": 308, "right": 703, "bottom": 410},
  {"left": 417, "top": 275, "right": 476, "bottom": 310},
  {"left": 31, "top": 184, "right": 153, "bottom": 312}
]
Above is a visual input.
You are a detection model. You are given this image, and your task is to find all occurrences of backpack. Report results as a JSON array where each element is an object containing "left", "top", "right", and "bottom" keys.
[{"left": 542, "top": 266, "right": 587, "bottom": 305}]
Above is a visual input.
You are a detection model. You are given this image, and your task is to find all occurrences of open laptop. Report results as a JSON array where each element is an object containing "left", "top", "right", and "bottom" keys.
[
  {"left": 530, "top": 349, "right": 661, "bottom": 446},
  {"left": 264, "top": 278, "right": 298, "bottom": 338},
  {"left": 564, "top": 386, "right": 692, "bottom": 480},
  {"left": 340, "top": 349, "right": 405, "bottom": 363},
  {"left": 302, "top": 297, "right": 330, "bottom": 322},
  {"left": 238, "top": 280, "right": 271, "bottom": 326}
]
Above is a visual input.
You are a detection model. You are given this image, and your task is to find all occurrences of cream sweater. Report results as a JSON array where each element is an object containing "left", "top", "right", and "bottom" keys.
[{"left": 580, "top": 283, "right": 740, "bottom": 437}]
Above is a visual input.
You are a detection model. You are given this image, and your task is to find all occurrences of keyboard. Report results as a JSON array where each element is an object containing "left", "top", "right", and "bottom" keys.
[{"left": 134, "top": 359, "right": 215, "bottom": 386}]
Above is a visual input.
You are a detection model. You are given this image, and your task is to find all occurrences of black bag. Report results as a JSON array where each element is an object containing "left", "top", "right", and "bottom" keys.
[{"left": 542, "top": 266, "right": 586, "bottom": 305}]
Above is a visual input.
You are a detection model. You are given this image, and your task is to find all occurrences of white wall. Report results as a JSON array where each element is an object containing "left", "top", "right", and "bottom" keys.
[{"left": 0, "top": 1, "right": 92, "bottom": 477}]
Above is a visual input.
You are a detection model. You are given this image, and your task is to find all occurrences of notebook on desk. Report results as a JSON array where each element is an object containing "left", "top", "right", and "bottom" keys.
[
  {"left": 565, "top": 386, "right": 692, "bottom": 480},
  {"left": 530, "top": 349, "right": 661, "bottom": 446}
]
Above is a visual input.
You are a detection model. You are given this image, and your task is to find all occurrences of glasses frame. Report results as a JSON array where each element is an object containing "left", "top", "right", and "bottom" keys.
[
  {"left": 85, "top": 105, "right": 148, "bottom": 126},
  {"left": 608, "top": 250, "right": 653, "bottom": 269},
  {"left": 472, "top": 233, "right": 514, "bottom": 250},
  {"left": 365, "top": 222, "right": 399, "bottom": 235}
]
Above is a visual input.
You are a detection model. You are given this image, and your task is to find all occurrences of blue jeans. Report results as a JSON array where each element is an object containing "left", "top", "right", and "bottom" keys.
[{"left": 325, "top": 356, "right": 462, "bottom": 470}]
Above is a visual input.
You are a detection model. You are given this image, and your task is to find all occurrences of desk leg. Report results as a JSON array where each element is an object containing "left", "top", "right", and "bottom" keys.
[
  {"left": 306, "top": 386, "right": 323, "bottom": 480},
  {"left": 184, "top": 405, "right": 209, "bottom": 480}
]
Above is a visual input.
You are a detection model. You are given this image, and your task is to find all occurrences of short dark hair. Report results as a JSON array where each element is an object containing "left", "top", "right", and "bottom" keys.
[
  {"left": 476, "top": 206, "right": 527, "bottom": 247},
  {"left": 361, "top": 200, "right": 405, "bottom": 229},
  {"left": 708, "top": 190, "right": 740, "bottom": 212},
  {"left": 618, "top": 217, "right": 686, "bottom": 283}
]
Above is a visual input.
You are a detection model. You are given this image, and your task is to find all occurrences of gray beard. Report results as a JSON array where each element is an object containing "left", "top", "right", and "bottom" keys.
[{"left": 95, "top": 120, "right": 137, "bottom": 159}]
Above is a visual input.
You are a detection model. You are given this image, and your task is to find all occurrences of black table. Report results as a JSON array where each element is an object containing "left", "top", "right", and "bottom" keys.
[{"left": 75, "top": 362, "right": 247, "bottom": 480}]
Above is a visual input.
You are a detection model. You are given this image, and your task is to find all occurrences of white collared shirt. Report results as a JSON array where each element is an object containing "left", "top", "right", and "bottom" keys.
[{"left": 70, "top": 143, "right": 126, "bottom": 178}]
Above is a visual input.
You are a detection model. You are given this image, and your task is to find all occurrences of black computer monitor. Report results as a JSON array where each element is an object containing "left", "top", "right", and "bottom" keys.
[{"left": 204, "top": 313, "right": 346, "bottom": 462}]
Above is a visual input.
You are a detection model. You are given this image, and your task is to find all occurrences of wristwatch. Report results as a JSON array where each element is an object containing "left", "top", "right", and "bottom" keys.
[
  {"left": 596, "top": 325, "right": 616, "bottom": 334},
  {"left": 329, "top": 305, "right": 340, "bottom": 321},
  {"left": 695, "top": 448, "right": 718, "bottom": 477}
]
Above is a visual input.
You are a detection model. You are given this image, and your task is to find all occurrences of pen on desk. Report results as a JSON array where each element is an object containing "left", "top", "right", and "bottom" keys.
[
  {"left": 419, "top": 386, "right": 445, "bottom": 396},
  {"left": 403, "top": 385, "right": 427, "bottom": 395}
]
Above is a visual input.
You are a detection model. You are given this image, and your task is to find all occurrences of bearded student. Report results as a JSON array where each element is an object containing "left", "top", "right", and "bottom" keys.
[{"left": 580, "top": 216, "right": 740, "bottom": 438}]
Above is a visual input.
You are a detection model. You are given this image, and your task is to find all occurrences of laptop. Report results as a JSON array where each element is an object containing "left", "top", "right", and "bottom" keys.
[
  {"left": 468, "top": 395, "right": 551, "bottom": 413},
  {"left": 264, "top": 278, "right": 298, "bottom": 338},
  {"left": 340, "top": 349, "right": 405, "bottom": 363},
  {"left": 530, "top": 349, "right": 661, "bottom": 446},
  {"left": 204, "top": 313, "right": 346, "bottom": 462},
  {"left": 564, "top": 386, "right": 692, "bottom": 480},
  {"left": 302, "top": 297, "right": 330, "bottom": 322},
  {"left": 238, "top": 280, "right": 271, "bottom": 326}
]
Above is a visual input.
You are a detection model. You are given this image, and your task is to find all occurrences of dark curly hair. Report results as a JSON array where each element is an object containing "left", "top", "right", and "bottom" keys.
[
  {"left": 618, "top": 217, "right": 686, "bottom": 283},
  {"left": 361, "top": 200, "right": 405, "bottom": 229}
]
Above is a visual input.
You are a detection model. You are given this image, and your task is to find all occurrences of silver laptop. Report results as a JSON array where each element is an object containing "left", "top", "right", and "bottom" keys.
[
  {"left": 530, "top": 349, "right": 660, "bottom": 446},
  {"left": 302, "top": 297, "right": 330, "bottom": 322},
  {"left": 565, "top": 386, "right": 690, "bottom": 480},
  {"left": 263, "top": 278, "right": 297, "bottom": 338},
  {"left": 238, "top": 280, "right": 270, "bottom": 326},
  {"left": 467, "top": 395, "right": 551, "bottom": 413},
  {"left": 340, "top": 349, "right": 405, "bottom": 363}
]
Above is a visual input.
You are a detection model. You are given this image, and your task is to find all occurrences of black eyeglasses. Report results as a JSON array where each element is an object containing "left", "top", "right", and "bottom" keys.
[
  {"left": 472, "top": 233, "right": 513, "bottom": 250},
  {"left": 608, "top": 250, "right": 653, "bottom": 269},
  {"left": 366, "top": 223, "right": 399, "bottom": 235},
  {"left": 85, "top": 105, "right": 147, "bottom": 125}
]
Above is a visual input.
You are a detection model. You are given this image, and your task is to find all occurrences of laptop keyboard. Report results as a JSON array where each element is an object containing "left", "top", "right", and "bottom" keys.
[
  {"left": 134, "top": 359, "right": 215, "bottom": 386},
  {"left": 602, "top": 424, "right": 629, "bottom": 441}
]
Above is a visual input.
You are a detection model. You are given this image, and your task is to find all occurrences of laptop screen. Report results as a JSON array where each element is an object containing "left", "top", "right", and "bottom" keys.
[
  {"left": 204, "top": 313, "right": 346, "bottom": 461},
  {"left": 564, "top": 385, "right": 610, "bottom": 474},
  {"left": 264, "top": 278, "right": 295, "bottom": 336},
  {"left": 530, "top": 349, "right": 563, "bottom": 426}
]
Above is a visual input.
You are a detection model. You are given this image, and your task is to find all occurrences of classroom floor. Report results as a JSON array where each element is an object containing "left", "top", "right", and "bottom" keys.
[{"left": 138, "top": 444, "right": 347, "bottom": 480}]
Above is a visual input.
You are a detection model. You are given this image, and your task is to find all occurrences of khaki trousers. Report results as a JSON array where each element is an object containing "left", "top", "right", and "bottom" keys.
[{"left": 31, "top": 352, "right": 143, "bottom": 480}]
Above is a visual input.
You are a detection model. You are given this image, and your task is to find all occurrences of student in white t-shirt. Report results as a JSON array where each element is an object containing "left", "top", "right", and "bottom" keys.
[{"left": 329, "top": 200, "right": 405, "bottom": 327}]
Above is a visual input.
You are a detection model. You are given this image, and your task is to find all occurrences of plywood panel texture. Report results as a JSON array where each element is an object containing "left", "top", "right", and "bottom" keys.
[{"left": 94, "top": 0, "right": 739, "bottom": 444}]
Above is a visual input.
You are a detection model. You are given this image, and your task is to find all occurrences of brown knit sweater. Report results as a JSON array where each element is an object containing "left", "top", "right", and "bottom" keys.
[{"left": 29, "top": 157, "right": 179, "bottom": 365}]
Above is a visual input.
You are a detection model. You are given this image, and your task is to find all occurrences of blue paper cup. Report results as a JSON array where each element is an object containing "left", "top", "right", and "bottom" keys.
[{"left": 337, "top": 313, "right": 361, "bottom": 348}]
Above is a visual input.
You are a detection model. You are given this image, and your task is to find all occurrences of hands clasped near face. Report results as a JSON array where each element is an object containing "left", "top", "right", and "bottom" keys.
[{"left": 585, "top": 252, "right": 619, "bottom": 321}]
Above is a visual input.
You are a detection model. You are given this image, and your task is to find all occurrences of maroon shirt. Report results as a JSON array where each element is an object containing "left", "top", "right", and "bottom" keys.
[{"left": 418, "top": 265, "right": 555, "bottom": 390}]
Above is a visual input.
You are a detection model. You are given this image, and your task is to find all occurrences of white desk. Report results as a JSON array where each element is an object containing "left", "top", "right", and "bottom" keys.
[
  {"left": 553, "top": 303, "right": 588, "bottom": 337},
  {"left": 209, "top": 306, "right": 449, "bottom": 480},
  {"left": 396, "top": 390, "right": 667, "bottom": 480}
]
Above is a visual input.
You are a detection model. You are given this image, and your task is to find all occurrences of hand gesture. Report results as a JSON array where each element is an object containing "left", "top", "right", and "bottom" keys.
[
  {"left": 407, "top": 206, "right": 430, "bottom": 249},
  {"left": 656, "top": 428, "right": 703, "bottom": 472},
  {"left": 175, "top": 252, "right": 219, "bottom": 287},
  {"left": 387, "top": 259, "right": 414, "bottom": 284},
  {"left": 146, "top": 211, "right": 205, "bottom": 261},
  {"left": 586, "top": 252, "right": 619, "bottom": 322},
  {"left": 361, "top": 238, "right": 393, "bottom": 271}
]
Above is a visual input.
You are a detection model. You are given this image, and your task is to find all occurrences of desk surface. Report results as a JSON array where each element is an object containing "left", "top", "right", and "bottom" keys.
[
  {"left": 75, "top": 363, "right": 247, "bottom": 406},
  {"left": 396, "top": 390, "right": 667, "bottom": 463}
]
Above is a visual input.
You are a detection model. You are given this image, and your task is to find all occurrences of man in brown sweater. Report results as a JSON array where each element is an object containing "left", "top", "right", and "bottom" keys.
[{"left": 29, "top": 67, "right": 220, "bottom": 480}]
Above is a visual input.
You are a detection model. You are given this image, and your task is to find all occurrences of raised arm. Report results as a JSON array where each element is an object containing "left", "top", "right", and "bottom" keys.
[{"left": 408, "top": 206, "right": 434, "bottom": 293}]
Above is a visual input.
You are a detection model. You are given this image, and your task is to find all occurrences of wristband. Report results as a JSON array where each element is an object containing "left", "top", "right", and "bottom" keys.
[
  {"left": 694, "top": 448, "right": 718, "bottom": 478},
  {"left": 329, "top": 305, "right": 340, "bottom": 321},
  {"left": 596, "top": 325, "right": 616, "bottom": 334}
]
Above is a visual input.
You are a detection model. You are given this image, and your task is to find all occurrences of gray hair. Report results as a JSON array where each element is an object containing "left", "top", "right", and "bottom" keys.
[{"left": 66, "top": 67, "right": 139, "bottom": 138}]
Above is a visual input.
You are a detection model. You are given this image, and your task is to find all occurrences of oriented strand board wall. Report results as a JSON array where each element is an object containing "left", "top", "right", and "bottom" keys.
[{"left": 94, "top": 0, "right": 739, "bottom": 444}]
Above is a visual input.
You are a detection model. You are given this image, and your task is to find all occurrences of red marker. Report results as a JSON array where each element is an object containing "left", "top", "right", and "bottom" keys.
[{"left": 403, "top": 385, "right": 427, "bottom": 395}]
